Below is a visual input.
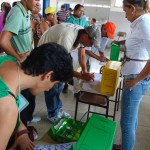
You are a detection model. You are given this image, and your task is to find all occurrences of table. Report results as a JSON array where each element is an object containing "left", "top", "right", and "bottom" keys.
[{"left": 74, "top": 74, "right": 122, "bottom": 121}]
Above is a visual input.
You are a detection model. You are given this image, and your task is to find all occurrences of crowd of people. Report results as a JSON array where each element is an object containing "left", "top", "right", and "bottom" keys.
[{"left": 0, "top": 0, "right": 150, "bottom": 150}]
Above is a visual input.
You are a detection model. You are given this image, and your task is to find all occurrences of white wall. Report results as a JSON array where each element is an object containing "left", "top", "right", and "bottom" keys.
[
  {"left": 109, "top": 11, "right": 131, "bottom": 40},
  {"left": 84, "top": 6, "right": 110, "bottom": 21}
]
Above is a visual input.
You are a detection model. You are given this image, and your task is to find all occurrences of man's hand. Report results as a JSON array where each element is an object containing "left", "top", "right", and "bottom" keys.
[
  {"left": 10, "top": 134, "right": 35, "bottom": 150},
  {"left": 98, "top": 56, "right": 109, "bottom": 62},
  {"left": 81, "top": 72, "right": 94, "bottom": 81}
]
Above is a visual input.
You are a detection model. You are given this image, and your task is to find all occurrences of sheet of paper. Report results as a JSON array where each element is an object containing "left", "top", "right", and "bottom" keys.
[
  {"left": 82, "top": 74, "right": 101, "bottom": 92},
  {"left": 35, "top": 142, "right": 76, "bottom": 150}
]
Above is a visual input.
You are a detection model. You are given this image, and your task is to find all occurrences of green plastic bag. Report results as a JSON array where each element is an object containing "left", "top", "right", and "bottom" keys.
[{"left": 48, "top": 118, "right": 87, "bottom": 143}]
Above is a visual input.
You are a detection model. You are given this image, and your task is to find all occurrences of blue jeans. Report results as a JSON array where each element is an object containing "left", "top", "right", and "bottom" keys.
[
  {"left": 44, "top": 82, "right": 63, "bottom": 118},
  {"left": 121, "top": 74, "right": 150, "bottom": 150}
]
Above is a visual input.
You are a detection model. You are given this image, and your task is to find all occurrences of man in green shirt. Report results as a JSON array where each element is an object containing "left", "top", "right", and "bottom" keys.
[
  {"left": 0, "top": 0, "right": 39, "bottom": 62},
  {"left": 66, "top": 4, "right": 89, "bottom": 28}
]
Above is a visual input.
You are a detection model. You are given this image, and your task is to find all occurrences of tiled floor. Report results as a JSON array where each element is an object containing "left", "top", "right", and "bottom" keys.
[{"left": 30, "top": 49, "right": 150, "bottom": 150}]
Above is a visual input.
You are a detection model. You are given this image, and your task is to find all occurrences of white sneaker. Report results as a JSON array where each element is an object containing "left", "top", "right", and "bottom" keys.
[
  {"left": 47, "top": 115, "right": 59, "bottom": 124},
  {"left": 57, "top": 109, "right": 71, "bottom": 119},
  {"left": 30, "top": 116, "right": 41, "bottom": 123}
]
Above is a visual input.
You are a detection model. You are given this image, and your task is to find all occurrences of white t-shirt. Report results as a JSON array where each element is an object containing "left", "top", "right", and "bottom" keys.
[
  {"left": 122, "top": 13, "right": 150, "bottom": 75},
  {"left": 38, "top": 23, "right": 83, "bottom": 52}
]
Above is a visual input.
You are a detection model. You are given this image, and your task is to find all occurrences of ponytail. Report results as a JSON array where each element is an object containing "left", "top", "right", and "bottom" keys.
[{"left": 144, "top": 0, "right": 150, "bottom": 12}]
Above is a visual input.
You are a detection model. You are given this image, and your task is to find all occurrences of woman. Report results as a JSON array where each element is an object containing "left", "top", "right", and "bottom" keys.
[
  {"left": 0, "top": 2, "right": 11, "bottom": 53},
  {"left": 113, "top": 0, "right": 150, "bottom": 150},
  {"left": 31, "top": 3, "right": 43, "bottom": 48},
  {"left": 0, "top": 43, "right": 73, "bottom": 150},
  {"left": 37, "top": 7, "right": 57, "bottom": 39}
]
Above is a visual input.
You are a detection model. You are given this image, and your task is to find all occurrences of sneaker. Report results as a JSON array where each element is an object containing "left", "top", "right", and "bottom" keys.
[
  {"left": 47, "top": 115, "right": 59, "bottom": 124},
  {"left": 30, "top": 116, "right": 41, "bottom": 123},
  {"left": 57, "top": 109, "right": 71, "bottom": 118}
]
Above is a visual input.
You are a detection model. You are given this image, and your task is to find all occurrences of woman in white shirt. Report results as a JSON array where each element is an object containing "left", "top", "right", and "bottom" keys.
[{"left": 113, "top": 0, "right": 150, "bottom": 150}]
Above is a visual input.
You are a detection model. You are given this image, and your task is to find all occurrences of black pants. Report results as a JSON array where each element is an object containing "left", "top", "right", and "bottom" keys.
[{"left": 20, "top": 89, "right": 35, "bottom": 126}]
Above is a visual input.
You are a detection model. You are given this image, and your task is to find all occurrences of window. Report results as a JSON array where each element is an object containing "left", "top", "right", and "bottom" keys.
[{"left": 115, "top": 0, "right": 123, "bottom": 7}]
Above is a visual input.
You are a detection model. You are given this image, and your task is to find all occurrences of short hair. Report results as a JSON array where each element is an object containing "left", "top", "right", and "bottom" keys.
[
  {"left": 21, "top": 43, "right": 73, "bottom": 82},
  {"left": 12, "top": 1, "right": 19, "bottom": 7},
  {"left": 92, "top": 18, "right": 96, "bottom": 23},
  {"left": 74, "top": 4, "right": 84, "bottom": 11},
  {"left": 61, "top": 4, "right": 65, "bottom": 9}
]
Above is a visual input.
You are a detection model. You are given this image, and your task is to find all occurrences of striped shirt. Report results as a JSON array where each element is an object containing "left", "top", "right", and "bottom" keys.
[{"left": 57, "top": 10, "right": 68, "bottom": 23}]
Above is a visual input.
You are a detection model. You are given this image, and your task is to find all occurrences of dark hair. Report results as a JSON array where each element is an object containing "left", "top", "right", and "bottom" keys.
[
  {"left": 1, "top": 2, "right": 11, "bottom": 25},
  {"left": 69, "top": 8, "right": 73, "bottom": 11},
  {"left": 74, "top": 4, "right": 84, "bottom": 11},
  {"left": 123, "top": 0, "right": 150, "bottom": 12},
  {"left": 61, "top": 4, "right": 65, "bottom": 9},
  {"left": 12, "top": 1, "right": 19, "bottom": 7},
  {"left": 92, "top": 18, "right": 96, "bottom": 23},
  {"left": 21, "top": 43, "right": 73, "bottom": 82}
]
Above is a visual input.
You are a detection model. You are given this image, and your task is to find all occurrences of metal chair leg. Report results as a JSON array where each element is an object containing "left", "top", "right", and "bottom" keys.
[
  {"left": 74, "top": 98, "right": 79, "bottom": 121},
  {"left": 87, "top": 104, "right": 91, "bottom": 119}
]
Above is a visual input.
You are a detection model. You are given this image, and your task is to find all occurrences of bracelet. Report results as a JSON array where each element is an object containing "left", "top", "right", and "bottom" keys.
[{"left": 17, "top": 129, "right": 28, "bottom": 138}]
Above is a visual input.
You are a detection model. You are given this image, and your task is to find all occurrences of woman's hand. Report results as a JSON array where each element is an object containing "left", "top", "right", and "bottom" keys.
[{"left": 125, "top": 79, "right": 138, "bottom": 91}]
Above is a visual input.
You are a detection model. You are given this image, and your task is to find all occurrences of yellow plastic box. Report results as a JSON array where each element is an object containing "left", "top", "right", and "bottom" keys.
[{"left": 100, "top": 61, "right": 122, "bottom": 96}]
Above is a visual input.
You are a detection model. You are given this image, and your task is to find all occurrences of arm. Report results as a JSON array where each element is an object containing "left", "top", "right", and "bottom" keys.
[
  {"left": 112, "top": 40, "right": 126, "bottom": 45},
  {"left": 11, "top": 121, "right": 35, "bottom": 150},
  {"left": 40, "top": 21, "right": 49, "bottom": 34},
  {"left": 0, "top": 96, "right": 18, "bottom": 150},
  {"left": 126, "top": 60, "right": 150, "bottom": 89},
  {"left": 73, "top": 71, "right": 94, "bottom": 81},
  {"left": 78, "top": 47, "right": 87, "bottom": 73},
  {"left": 0, "top": 31, "right": 21, "bottom": 60},
  {"left": 85, "top": 50, "right": 101, "bottom": 61}
]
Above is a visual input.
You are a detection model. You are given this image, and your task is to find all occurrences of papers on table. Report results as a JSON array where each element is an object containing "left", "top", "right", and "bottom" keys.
[
  {"left": 35, "top": 142, "right": 76, "bottom": 150},
  {"left": 82, "top": 74, "right": 101, "bottom": 93}
]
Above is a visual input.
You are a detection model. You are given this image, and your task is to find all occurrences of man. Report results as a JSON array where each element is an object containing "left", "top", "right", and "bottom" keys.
[
  {"left": 90, "top": 18, "right": 97, "bottom": 26},
  {"left": 66, "top": 4, "right": 89, "bottom": 28},
  {"left": 85, "top": 22, "right": 116, "bottom": 62},
  {"left": 0, "top": 43, "right": 73, "bottom": 150},
  {"left": 0, "top": 0, "right": 40, "bottom": 127},
  {"left": 57, "top": 4, "right": 68, "bottom": 24},
  {"left": 38, "top": 23, "right": 100, "bottom": 123}
]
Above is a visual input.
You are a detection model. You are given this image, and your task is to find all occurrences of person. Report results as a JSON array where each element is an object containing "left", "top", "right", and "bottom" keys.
[
  {"left": 112, "top": 0, "right": 150, "bottom": 150},
  {"left": 12, "top": 1, "right": 20, "bottom": 7},
  {"left": 85, "top": 22, "right": 116, "bottom": 62},
  {"left": 0, "top": 0, "right": 40, "bottom": 126},
  {"left": 57, "top": 4, "right": 68, "bottom": 24},
  {"left": 68, "top": 7, "right": 73, "bottom": 17},
  {"left": 38, "top": 23, "right": 99, "bottom": 123},
  {"left": 90, "top": 18, "right": 96, "bottom": 26},
  {"left": 0, "top": 43, "right": 73, "bottom": 150},
  {"left": 66, "top": 4, "right": 89, "bottom": 28},
  {"left": 36, "top": 7, "right": 57, "bottom": 39},
  {"left": 31, "top": 2, "right": 43, "bottom": 48},
  {"left": 0, "top": 2, "right": 11, "bottom": 53}
]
